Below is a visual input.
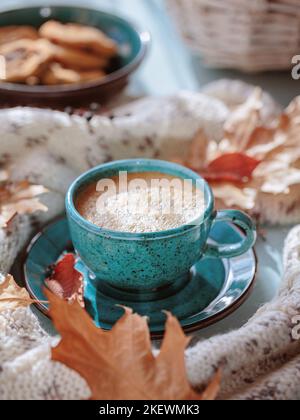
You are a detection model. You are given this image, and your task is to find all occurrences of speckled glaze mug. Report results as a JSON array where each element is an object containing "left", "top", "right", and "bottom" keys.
[{"left": 66, "top": 159, "right": 256, "bottom": 291}]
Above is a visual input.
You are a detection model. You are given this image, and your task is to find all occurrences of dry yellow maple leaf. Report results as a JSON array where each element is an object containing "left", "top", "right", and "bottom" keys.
[
  {"left": 47, "top": 290, "right": 221, "bottom": 401},
  {"left": 0, "top": 178, "right": 48, "bottom": 228},
  {"left": 224, "top": 87, "right": 265, "bottom": 151},
  {"left": 0, "top": 274, "right": 35, "bottom": 311},
  {"left": 174, "top": 89, "right": 300, "bottom": 212}
]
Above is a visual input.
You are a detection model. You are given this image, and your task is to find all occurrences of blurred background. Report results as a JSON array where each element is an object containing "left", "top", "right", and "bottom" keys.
[{"left": 0, "top": 0, "right": 298, "bottom": 105}]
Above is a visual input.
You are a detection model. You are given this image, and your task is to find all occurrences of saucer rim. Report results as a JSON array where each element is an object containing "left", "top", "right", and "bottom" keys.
[{"left": 22, "top": 216, "right": 258, "bottom": 339}]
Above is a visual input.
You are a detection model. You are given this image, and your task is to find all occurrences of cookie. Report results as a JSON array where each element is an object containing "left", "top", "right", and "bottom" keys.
[
  {"left": 42, "top": 63, "right": 80, "bottom": 85},
  {"left": 25, "top": 76, "right": 40, "bottom": 86},
  {"left": 41, "top": 63, "right": 105, "bottom": 85},
  {"left": 39, "top": 20, "right": 118, "bottom": 57},
  {"left": 0, "top": 39, "right": 54, "bottom": 83},
  {"left": 52, "top": 44, "right": 108, "bottom": 70},
  {"left": 0, "top": 26, "right": 39, "bottom": 46},
  {"left": 76, "top": 69, "right": 106, "bottom": 82}
]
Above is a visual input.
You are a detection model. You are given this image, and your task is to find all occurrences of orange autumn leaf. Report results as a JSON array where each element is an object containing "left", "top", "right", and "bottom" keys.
[
  {"left": 45, "top": 253, "right": 84, "bottom": 307},
  {"left": 47, "top": 291, "right": 221, "bottom": 401},
  {"left": 200, "top": 153, "right": 261, "bottom": 184},
  {"left": 200, "top": 368, "right": 222, "bottom": 401}
]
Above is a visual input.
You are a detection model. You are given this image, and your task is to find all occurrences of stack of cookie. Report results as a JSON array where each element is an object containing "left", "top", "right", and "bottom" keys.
[
  {"left": 167, "top": 0, "right": 300, "bottom": 72},
  {"left": 0, "top": 21, "right": 118, "bottom": 85}
]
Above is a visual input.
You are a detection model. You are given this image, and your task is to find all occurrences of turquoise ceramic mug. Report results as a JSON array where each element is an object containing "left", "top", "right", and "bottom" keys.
[{"left": 66, "top": 159, "right": 256, "bottom": 291}]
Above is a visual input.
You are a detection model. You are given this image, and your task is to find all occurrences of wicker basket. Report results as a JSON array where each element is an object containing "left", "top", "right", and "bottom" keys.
[{"left": 167, "top": 0, "right": 300, "bottom": 72}]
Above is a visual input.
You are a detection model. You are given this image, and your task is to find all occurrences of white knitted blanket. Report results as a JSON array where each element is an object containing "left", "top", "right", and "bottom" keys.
[{"left": 0, "top": 81, "right": 300, "bottom": 400}]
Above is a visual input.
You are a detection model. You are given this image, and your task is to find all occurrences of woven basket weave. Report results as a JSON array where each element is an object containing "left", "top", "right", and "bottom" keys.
[{"left": 167, "top": 0, "right": 300, "bottom": 72}]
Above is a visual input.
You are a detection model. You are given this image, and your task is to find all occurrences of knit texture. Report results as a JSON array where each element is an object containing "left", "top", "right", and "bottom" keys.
[{"left": 0, "top": 83, "right": 299, "bottom": 400}]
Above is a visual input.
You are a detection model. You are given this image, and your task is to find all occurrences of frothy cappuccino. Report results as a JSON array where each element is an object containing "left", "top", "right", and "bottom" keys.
[{"left": 76, "top": 172, "right": 205, "bottom": 233}]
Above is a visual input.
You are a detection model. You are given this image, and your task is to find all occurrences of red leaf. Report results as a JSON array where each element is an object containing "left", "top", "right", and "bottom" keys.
[
  {"left": 45, "top": 253, "right": 84, "bottom": 307},
  {"left": 200, "top": 153, "right": 261, "bottom": 183}
]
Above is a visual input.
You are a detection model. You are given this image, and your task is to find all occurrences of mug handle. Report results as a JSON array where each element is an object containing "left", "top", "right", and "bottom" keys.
[{"left": 205, "top": 210, "right": 256, "bottom": 259}]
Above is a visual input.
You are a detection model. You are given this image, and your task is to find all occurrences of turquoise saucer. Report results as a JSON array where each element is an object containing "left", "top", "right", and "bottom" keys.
[{"left": 23, "top": 218, "right": 257, "bottom": 338}]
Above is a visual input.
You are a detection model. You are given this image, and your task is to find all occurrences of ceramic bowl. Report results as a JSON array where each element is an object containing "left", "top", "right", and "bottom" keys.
[{"left": 0, "top": 5, "right": 150, "bottom": 106}]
